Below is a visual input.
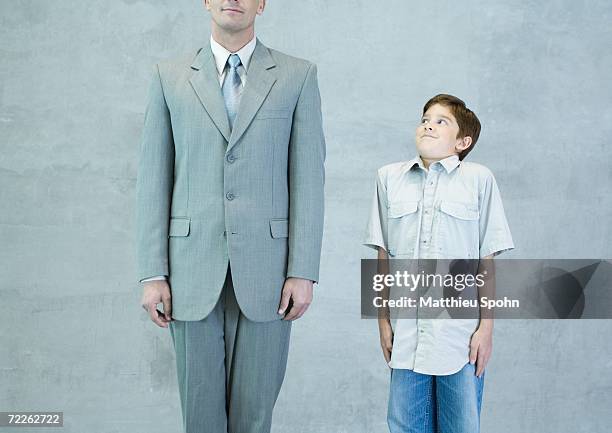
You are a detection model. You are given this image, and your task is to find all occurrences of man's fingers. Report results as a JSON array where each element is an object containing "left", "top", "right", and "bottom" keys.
[
  {"left": 292, "top": 302, "right": 311, "bottom": 321},
  {"left": 278, "top": 289, "right": 292, "bottom": 315},
  {"left": 162, "top": 294, "right": 172, "bottom": 321},
  {"left": 147, "top": 303, "right": 157, "bottom": 322},
  {"left": 301, "top": 302, "right": 312, "bottom": 318},
  {"left": 283, "top": 302, "right": 303, "bottom": 321},
  {"left": 284, "top": 298, "right": 310, "bottom": 320},
  {"left": 141, "top": 282, "right": 172, "bottom": 327},
  {"left": 147, "top": 303, "right": 168, "bottom": 328}
]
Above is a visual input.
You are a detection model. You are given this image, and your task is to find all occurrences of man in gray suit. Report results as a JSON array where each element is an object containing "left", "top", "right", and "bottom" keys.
[{"left": 135, "top": 1, "right": 325, "bottom": 432}]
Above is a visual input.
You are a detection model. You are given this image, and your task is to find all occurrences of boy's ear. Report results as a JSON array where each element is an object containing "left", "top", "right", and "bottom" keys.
[{"left": 456, "top": 136, "right": 473, "bottom": 152}]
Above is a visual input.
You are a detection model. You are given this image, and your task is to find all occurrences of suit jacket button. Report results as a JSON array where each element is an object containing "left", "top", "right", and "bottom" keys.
[
  {"left": 226, "top": 154, "right": 236, "bottom": 163},
  {"left": 226, "top": 192, "right": 235, "bottom": 201}
]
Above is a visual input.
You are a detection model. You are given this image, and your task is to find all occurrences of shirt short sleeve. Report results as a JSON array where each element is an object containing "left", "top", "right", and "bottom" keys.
[
  {"left": 478, "top": 171, "right": 515, "bottom": 258},
  {"left": 363, "top": 170, "right": 389, "bottom": 253}
]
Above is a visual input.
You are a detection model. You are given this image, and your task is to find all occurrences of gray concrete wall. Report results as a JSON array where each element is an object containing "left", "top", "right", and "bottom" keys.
[{"left": 1, "top": 1, "right": 611, "bottom": 432}]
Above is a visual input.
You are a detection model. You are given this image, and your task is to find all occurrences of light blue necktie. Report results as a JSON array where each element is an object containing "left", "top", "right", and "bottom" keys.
[{"left": 222, "top": 54, "right": 242, "bottom": 130}]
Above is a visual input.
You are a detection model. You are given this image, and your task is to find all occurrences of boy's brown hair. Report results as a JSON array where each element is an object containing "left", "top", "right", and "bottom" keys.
[{"left": 423, "top": 94, "right": 481, "bottom": 161}]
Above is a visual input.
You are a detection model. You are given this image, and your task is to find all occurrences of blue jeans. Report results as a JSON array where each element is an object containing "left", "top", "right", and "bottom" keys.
[{"left": 387, "top": 363, "right": 485, "bottom": 433}]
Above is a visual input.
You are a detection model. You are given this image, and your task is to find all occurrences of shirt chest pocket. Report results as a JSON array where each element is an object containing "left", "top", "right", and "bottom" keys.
[
  {"left": 434, "top": 200, "right": 480, "bottom": 258},
  {"left": 387, "top": 200, "right": 420, "bottom": 257}
]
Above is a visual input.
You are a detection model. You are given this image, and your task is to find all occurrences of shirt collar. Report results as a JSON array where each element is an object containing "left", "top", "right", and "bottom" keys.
[
  {"left": 403, "top": 154, "right": 461, "bottom": 174},
  {"left": 210, "top": 34, "right": 257, "bottom": 75}
]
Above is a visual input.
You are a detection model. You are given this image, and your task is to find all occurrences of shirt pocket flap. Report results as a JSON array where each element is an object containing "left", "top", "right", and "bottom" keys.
[
  {"left": 168, "top": 217, "right": 190, "bottom": 237},
  {"left": 439, "top": 201, "right": 479, "bottom": 220},
  {"left": 388, "top": 201, "right": 419, "bottom": 218},
  {"left": 269, "top": 218, "right": 289, "bottom": 238}
]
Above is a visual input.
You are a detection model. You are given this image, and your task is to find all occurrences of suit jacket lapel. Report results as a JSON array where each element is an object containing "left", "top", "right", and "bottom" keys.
[
  {"left": 188, "top": 45, "right": 231, "bottom": 143},
  {"left": 227, "top": 38, "right": 277, "bottom": 152}
]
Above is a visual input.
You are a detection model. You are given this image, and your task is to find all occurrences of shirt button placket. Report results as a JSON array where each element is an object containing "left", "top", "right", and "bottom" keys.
[{"left": 420, "top": 168, "right": 438, "bottom": 253}]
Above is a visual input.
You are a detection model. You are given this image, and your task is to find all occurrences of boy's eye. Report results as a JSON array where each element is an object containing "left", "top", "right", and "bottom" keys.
[
  {"left": 437, "top": 119, "right": 446, "bottom": 125},
  {"left": 420, "top": 118, "right": 428, "bottom": 124}
]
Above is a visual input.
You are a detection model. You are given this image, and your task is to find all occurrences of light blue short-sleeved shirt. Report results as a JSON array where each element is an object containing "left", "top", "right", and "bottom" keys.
[{"left": 363, "top": 154, "right": 514, "bottom": 375}]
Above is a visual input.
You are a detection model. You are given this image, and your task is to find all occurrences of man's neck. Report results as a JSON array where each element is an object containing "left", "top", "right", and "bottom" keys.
[{"left": 211, "top": 26, "right": 255, "bottom": 53}]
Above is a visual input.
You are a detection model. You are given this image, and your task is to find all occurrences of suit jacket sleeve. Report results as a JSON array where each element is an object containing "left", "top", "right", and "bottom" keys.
[
  {"left": 135, "top": 63, "right": 175, "bottom": 282},
  {"left": 286, "top": 63, "right": 326, "bottom": 283}
]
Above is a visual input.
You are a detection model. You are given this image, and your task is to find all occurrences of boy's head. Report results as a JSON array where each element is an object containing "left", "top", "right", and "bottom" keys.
[{"left": 415, "top": 94, "right": 481, "bottom": 162}]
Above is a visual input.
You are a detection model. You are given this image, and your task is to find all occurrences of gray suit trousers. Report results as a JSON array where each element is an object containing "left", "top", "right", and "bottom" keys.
[{"left": 169, "top": 266, "right": 292, "bottom": 433}]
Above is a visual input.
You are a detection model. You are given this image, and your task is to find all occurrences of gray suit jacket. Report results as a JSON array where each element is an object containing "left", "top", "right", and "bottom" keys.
[{"left": 136, "top": 39, "right": 326, "bottom": 322}]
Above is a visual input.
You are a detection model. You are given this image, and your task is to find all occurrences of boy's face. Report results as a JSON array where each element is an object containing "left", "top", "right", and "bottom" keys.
[{"left": 415, "top": 103, "right": 472, "bottom": 161}]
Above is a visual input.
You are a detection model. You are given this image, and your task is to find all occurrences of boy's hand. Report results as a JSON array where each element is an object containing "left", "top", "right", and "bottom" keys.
[
  {"left": 469, "top": 321, "right": 493, "bottom": 377},
  {"left": 378, "top": 318, "right": 394, "bottom": 365}
]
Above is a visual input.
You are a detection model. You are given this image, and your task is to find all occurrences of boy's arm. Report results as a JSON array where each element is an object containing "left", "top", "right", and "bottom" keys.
[
  {"left": 478, "top": 171, "right": 514, "bottom": 257},
  {"left": 470, "top": 169, "right": 514, "bottom": 376},
  {"left": 477, "top": 254, "right": 496, "bottom": 324},
  {"left": 470, "top": 254, "right": 495, "bottom": 377},
  {"left": 363, "top": 169, "right": 392, "bottom": 363},
  {"left": 363, "top": 170, "right": 389, "bottom": 252},
  {"left": 377, "top": 246, "right": 393, "bottom": 365}
]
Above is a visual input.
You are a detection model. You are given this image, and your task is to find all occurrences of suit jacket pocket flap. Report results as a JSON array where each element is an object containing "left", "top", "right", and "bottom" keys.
[
  {"left": 269, "top": 219, "right": 289, "bottom": 238},
  {"left": 255, "top": 108, "right": 291, "bottom": 119},
  {"left": 388, "top": 201, "right": 419, "bottom": 218},
  {"left": 439, "top": 201, "right": 479, "bottom": 220},
  {"left": 168, "top": 217, "right": 190, "bottom": 237}
]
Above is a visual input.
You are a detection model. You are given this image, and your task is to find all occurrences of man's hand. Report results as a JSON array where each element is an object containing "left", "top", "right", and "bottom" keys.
[
  {"left": 277, "top": 277, "right": 313, "bottom": 321},
  {"left": 141, "top": 280, "right": 173, "bottom": 328},
  {"left": 469, "top": 320, "right": 493, "bottom": 377},
  {"left": 378, "top": 318, "right": 394, "bottom": 365}
]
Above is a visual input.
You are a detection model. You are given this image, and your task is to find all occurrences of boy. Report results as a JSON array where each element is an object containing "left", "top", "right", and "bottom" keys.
[{"left": 363, "top": 94, "right": 514, "bottom": 433}]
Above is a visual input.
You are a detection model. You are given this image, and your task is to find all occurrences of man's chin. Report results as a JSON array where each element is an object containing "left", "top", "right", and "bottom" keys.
[{"left": 219, "top": 21, "right": 249, "bottom": 33}]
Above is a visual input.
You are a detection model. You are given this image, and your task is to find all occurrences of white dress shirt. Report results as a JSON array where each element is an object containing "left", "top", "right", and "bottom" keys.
[
  {"left": 363, "top": 154, "right": 514, "bottom": 375},
  {"left": 140, "top": 34, "right": 257, "bottom": 284}
]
